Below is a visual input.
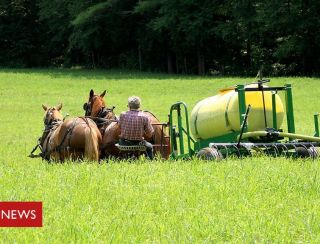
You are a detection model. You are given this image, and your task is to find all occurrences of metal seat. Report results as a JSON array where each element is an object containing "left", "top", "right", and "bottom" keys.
[{"left": 115, "top": 143, "right": 147, "bottom": 152}]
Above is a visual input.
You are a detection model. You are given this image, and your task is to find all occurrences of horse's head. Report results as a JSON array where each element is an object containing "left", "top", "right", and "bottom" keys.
[
  {"left": 83, "top": 89, "right": 116, "bottom": 119},
  {"left": 42, "top": 103, "right": 63, "bottom": 125},
  {"left": 83, "top": 89, "right": 106, "bottom": 117}
]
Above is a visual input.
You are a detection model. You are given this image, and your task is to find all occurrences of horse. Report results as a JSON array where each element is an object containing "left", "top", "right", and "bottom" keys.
[
  {"left": 39, "top": 103, "right": 102, "bottom": 161},
  {"left": 83, "top": 90, "right": 170, "bottom": 159}
]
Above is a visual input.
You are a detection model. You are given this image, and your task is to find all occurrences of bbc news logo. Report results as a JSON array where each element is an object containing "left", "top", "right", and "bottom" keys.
[{"left": 0, "top": 202, "right": 42, "bottom": 227}]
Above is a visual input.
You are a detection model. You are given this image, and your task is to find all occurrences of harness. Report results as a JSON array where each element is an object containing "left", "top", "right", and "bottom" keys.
[
  {"left": 84, "top": 100, "right": 117, "bottom": 136},
  {"left": 53, "top": 118, "right": 79, "bottom": 160},
  {"left": 29, "top": 120, "right": 61, "bottom": 159},
  {"left": 83, "top": 98, "right": 115, "bottom": 119},
  {"left": 29, "top": 117, "right": 90, "bottom": 161}
]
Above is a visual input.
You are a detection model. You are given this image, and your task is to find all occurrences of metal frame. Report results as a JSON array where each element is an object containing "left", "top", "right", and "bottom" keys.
[
  {"left": 315, "top": 113, "right": 319, "bottom": 137},
  {"left": 169, "top": 102, "right": 195, "bottom": 159},
  {"left": 169, "top": 81, "right": 319, "bottom": 159}
]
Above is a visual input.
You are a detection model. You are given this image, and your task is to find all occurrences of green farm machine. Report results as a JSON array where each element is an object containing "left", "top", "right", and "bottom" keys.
[{"left": 169, "top": 79, "right": 320, "bottom": 160}]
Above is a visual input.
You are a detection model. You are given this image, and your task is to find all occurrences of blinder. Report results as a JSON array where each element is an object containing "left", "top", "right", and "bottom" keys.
[
  {"left": 44, "top": 109, "right": 59, "bottom": 126},
  {"left": 83, "top": 102, "right": 88, "bottom": 111},
  {"left": 99, "top": 108, "right": 108, "bottom": 118},
  {"left": 83, "top": 102, "right": 91, "bottom": 116},
  {"left": 44, "top": 111, "right": 53, "bottom": 125}
]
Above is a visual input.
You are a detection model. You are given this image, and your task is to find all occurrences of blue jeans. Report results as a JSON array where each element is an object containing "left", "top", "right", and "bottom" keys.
[{"left": 119, "top": 139, "right": 154, "bottom": 160}]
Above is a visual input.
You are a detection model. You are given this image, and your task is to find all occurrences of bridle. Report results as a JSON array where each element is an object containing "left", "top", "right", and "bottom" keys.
[
  {"left": 83, "top": 96, "right": 116, "bottom": 119},
  {"left": 29, "top": 108, "right": 62, "bottom": 160},
  {"left": 44, "top": 108, "right": 61, "bottom": 128},
  {"left": 83, "top": 101, "right": 92, "bottom": 116},
  {"left": 98, "top": 106, "right": 116, "bottom": 118}
]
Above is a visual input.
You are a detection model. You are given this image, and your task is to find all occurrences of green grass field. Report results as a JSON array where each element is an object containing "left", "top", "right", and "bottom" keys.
[{"left": 0, "top": 69, "right": 320, "bottom": 242}]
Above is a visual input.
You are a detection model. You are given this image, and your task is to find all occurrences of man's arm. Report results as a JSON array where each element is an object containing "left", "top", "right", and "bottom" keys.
[
  {"left": 118, "top": 113, "right": 123, "bottom": 129},
  {"left": 118, "top": 112, "right": 126, "bottom": 136}
]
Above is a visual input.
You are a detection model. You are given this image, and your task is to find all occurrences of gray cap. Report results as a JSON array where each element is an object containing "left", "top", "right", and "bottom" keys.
[{"left": 128, "top": 96, "right": 141, "bottom": 110}]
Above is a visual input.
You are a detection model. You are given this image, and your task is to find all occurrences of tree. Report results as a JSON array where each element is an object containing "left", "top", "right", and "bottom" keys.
[
  {"left": 1, "top": 0, "right": 320, "bottom": 75},
  {"left": 0, "top": 0, "right": 44, "bottom": 67}
]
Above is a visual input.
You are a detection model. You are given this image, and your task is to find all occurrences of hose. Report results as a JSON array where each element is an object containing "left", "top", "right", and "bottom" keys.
[{"left": 237, "top": 131, "right": 320, "bottom": 142}]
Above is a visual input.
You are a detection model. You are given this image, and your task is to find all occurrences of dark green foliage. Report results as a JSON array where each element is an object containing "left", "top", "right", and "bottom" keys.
[
  {"left": 0, "top": 0, "right": 44, "bottom": 67},
  {"left": 1, "top": 0, "right": 320, "bottom": 75}
]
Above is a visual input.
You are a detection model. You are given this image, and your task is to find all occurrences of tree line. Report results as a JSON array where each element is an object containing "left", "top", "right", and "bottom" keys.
[{"left": 1, "top": 0, "right": 320, "bottom": 75}]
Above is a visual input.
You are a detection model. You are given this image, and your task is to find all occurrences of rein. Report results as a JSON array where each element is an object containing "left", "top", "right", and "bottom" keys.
[
  {"left": 97, "top": 106, "right": 115, "bottom": 118},
  {"left": 85, "top": 116, "right": 118, "bottom": 123},
  {"left": 143, "top": 110, "right": 159, "bottom": 121}
]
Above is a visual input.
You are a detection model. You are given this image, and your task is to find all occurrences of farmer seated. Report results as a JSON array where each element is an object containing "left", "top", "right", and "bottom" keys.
[{"left": 119, "top": 96, "right": 154, "bottom": 160}]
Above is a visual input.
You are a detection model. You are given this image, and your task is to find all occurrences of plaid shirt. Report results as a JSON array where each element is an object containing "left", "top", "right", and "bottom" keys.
[{"left": 119, "top": 110, "right": 154, "bottom": 140}]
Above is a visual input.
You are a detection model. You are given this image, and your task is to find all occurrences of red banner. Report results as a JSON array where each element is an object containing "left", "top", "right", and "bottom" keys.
[{"left": 0, "top": 202, "right": 42, "bottom": 227}]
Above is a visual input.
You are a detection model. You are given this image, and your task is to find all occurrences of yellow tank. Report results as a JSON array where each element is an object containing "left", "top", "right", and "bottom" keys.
[{"left": 190, "top": 85, "right": 285, "bottom": 140}]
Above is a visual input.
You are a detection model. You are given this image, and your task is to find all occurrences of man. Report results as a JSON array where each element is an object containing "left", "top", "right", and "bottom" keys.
[{"left": 119, "top": 96, "right": 154, "bottom": 159}]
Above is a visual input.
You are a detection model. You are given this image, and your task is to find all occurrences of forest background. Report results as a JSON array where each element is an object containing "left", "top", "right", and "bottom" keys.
[{"left": 1, "top": 0, "right": 320, "bottom": 75}]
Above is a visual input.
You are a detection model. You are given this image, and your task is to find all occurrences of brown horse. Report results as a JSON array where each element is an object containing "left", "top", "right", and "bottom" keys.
[
  {"left": 83, "top": 90, "right": 170, "bottom": 159},
  {"left": 40, "top": 103, "right": 102, "bottom": 161}
]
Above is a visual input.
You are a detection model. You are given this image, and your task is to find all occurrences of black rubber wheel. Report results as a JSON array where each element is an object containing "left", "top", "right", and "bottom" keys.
[
  {"left": 296, "top": 147, "right": 320, "bottom": 158},
  {"left": 295, "top": 147, "right": 310, "bottom": 158},
  {"left": 196, "top": 147, "right": 223, "bottom": 161}
]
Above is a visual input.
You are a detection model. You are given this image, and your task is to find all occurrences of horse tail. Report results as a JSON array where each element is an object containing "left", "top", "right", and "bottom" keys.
[{"left": 84, "top": 126, "right": 100, "bottom": 161}]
